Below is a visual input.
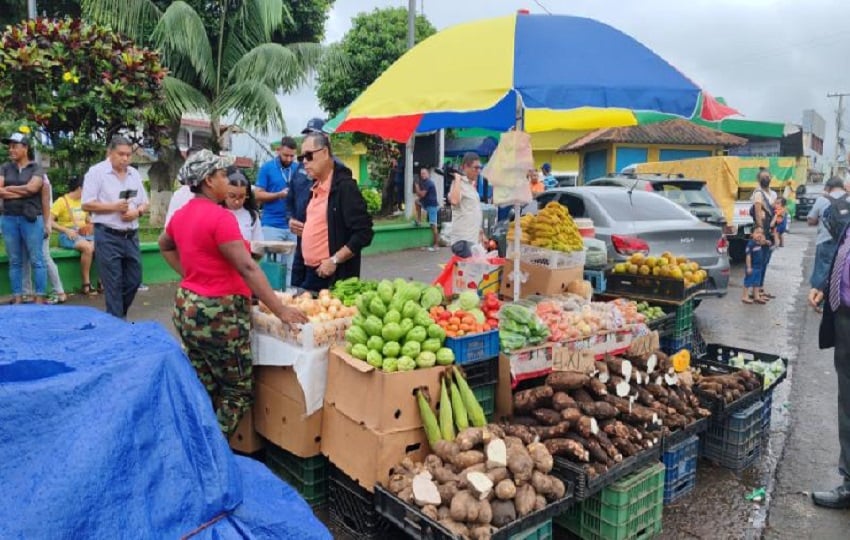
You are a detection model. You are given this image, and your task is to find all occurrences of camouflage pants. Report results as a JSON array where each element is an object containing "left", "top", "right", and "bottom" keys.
[{"left": 173, "top": 287, "right": 253, "bottom": 438}]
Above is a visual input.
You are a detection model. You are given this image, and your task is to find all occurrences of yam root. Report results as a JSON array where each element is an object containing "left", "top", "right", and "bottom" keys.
[
  {"left": 398, "top": 486, "right": 414, "bottom": 504},
  {"left": 412, "top": 472, "right": 441, "bottom": 507},
  {"left": 433, "top": 440, "right": 460, "bottom": 464},
  {"left": 486, "top": 467, "right": 510, "bottom": 484},
  {"left": 486, "top": 424, "right": 506, "bottom": 439},
  {"left": 514, "top": 484, "right": 537, "bottom": 518},
  {"left": 532, "top": 408, "right": 563, "bottom": 426},
  {"left": 584, "top": 437, "right": 611, "bottom": 465},
  {"left": 593, "top": 431, "right": 623, "bottom": 463},
  {"left": 470, "top": 525, "right": 493, "bottom": 540},
  {"left": 612, "top": 437, "right": 640, "bottom": 457},
  {"left": 605, "top": 356, "right": 633, "bottom": 382},
  {"left": 502, "top": 424, "right": 536, "bottom": 445},
  {"left": 486, "top": 438, "right": 508, "bottom": 469},
  {"left": 571, "top": 388, "right": 595, "bottom": 404},
  {"left": 560, "top": 407, "right": 583, "bottom": 424},
  {"left": 458, "top": 463, "right": 487, "bottom": 488},
  {"left": 450, "top": 490, "right": 479, "bottom": 522},
  {"left": 576, "top": 415, "right": 600, "bottom": 438},
  {"left": 433, "top": 466, "right": 458, "bottom": 485},
  {"left": 532, "top": 470, "right": 566, "bottom": 501},
  {"left": 545, "top": 372, "right": 590, "bottom": 391},
  {"left": 604, "top": 395, "right": 658, "bottom": 425},
  {"left": 587, "top": 377, "right": 609, "bottom": 398},
  {"left": 513, "top": 386, "right": 554, "bottom": 413},
  {"left": 551, "top": 392, "right": 578, "bottom": 411},
  {"left": 456, "top": 427, "right": 492, "bottom": 451},
  {"left": 595, "top": 360, "right": 610, "bottom": 383},
  {"left": 438, "top": 505, "right": 451, "bottom": 521},
  {"left": 532, "top": 422, "right": 571, "bottom": 441},
  {"left": 645, "top": 383, "right": 669, "bottom": 401},
  {"left": 510, "top": 416, "right": 539, "bottom": 426},
  {"left": 495, "top": 478, "right": 517, "bottom": 500},
  {"left": 506, "top": 440, "right": 535, "bottom": 486},
  {"left": 490, "top": 500, "right": 516, "bottom": 528},
  {"left": 439, "top": 518, "right": 470, "bottom": 539},
  {"left": 577, "top": 401, "right": 619, "bottom": 420},
  {"left": 534, "top": 495, "right": 547, "bottom": 512},
  {"left": 467, "top": 471, "right": 494, "bottom": 501},
  {"left": 544, "top": 438, "right": 590, "bottom": 462},
  {"left": 453, "top": 450, "right": 486, "bottom": 470},
  {"left": 600, "top": 419, "right": 631, "bottom": 441},
  {"left": 527, "top": 441, "right": 554, "bottom": 473},
  {"left": 422, "top": 504, "right": 439, "bottom": 521},
  {"left": 438, "top": 481, "right": 459, "bottom": 504}
]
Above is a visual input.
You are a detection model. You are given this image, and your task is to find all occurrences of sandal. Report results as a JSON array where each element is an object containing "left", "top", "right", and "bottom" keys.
[
  {"left": 82, "top": 283, "right": 98, "bottom": 296},
  {"left": 46, "top": 293, "right": 68, "bottom": 305},
  {"left": 754, "top": 298, "right": 767, "bottom": 304},
  {"left": 741, "top": 298, "right": 754, "bottom": 304}
]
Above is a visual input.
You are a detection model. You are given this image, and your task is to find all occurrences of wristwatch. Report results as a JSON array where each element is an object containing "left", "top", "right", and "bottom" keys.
[{"left": 331, "top": 255, "right": 339, "bottom": 265}]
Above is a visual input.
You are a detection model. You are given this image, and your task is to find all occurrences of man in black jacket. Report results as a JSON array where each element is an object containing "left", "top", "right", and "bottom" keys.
[
  {"left": 298, "top": 132, "right": 373, "bottom": 291},
  {"left": 810, "top": 223, "right": 850, "bottom": 508}
]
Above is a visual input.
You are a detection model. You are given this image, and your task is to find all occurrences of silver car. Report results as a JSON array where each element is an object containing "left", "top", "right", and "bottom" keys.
[{"left": 533, "top": 186, "right": 730, "bottom": 297}]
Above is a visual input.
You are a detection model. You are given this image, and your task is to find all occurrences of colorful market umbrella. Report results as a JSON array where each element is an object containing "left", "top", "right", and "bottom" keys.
[{"left": 327, "top": 13, "right": 739, "bottom": 142}]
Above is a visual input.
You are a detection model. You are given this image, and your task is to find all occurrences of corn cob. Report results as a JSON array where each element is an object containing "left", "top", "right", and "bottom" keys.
[
  {"left": 439, "top": 376, "right": 455, "bottom": 441},
  {"left": 453, "top": 366, "right": 486, "bottom": 427},
  {"left": 416, "top": 387, "right": 441, "bottom": 446}
]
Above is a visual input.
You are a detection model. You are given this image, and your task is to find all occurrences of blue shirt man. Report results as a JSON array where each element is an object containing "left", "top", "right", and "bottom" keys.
[
  {"left": 255, "top": 136, "right": 299, "bottom": 287},
  {"left": 541, "top": 163, "right": 558, "bottom": 190}
]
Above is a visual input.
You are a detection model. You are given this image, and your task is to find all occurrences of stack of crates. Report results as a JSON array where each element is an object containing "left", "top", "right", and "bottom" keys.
[
  {"left": 700, "top": 400, "right": 763, "bottom": 471},
  {"left": 555, "top": 462, "right": 665, "bottom": 540},
  {"left": 446, "top": 331, "right": 500, "bottom": 421},
  {"left": 660, "top": 300, "right": 694, "bottom": 354},
  {"left": 661, "top": 436, "right": 699, "bottom": 504},
  {"left": 264, "top": 443, "right": 329, "bottom": 507},
  {"left": 259, "top": 252, "right": 288, "bottom": 290},
  {"left": 583, "top": 268, "right": 607, "bottom": 294}
]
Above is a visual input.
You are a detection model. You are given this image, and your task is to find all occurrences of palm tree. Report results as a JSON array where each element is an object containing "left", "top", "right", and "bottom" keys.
[
  {"left": 81, "top": 0, "right": 346, "bottom": 222},
  {"left": 83, "top": 0, "right": 341, "bottom": 148}
]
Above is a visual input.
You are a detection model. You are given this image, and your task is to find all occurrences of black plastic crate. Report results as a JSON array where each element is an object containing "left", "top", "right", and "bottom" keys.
[
  {"left": 702, "top": 343, "right": 788, "bottom": 392},
  {"left": 692, "top": 360, "right": 764, "bottom": 420},
  {"left": 761, "top": 387, "right": 773, "bottom": 438},
  {"left": 662, "top": 435, "right": 698, "bottom": 504},
  {"left": 647, "top": 311, "right": 675, "bottom": 338},
  {"left": 552, "top": 445, "right": 661, "bottom": 501},
  {"left": 375, "top": 485, "right": 573, "bottom": 540},
  {"left": 458, "top": 356, "right": 499, "bottom": 388},
  {"left": 700, "top": 400, "right": 763, "bottom": 471},
  {"left": 605, "top": 274, "right": 705, "bottom": 302},
  {"left": 329, "top": 466, "right": 395, "bottom": 539},
  {"left": 661, "top": 416, "right": 709, "bottom": 452},
  {"left": 659, "top": 333, "right": 694, "bottom": 355}
]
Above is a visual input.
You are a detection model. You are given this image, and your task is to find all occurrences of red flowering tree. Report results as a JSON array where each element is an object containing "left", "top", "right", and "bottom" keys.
[{"left": 0, "top": 17, "right": 168, "bottom": 175}]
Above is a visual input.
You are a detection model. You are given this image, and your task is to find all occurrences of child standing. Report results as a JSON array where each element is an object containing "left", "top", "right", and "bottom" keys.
[
  {"left": 772, "top": 197, "right": 788, "bottom": 247},
  {"left": 742, "top": 227, "right": 767, "bottom": 304},
  {"left": 223, "top": 168, "right": 263, "bottom": 243}
]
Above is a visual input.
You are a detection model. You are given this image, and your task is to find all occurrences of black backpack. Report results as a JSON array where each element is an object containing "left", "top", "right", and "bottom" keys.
[
  {"left": 824, "top": 193, "right": 850, "bottom": 241},
  {"left": 749, "top": 189, "right": 774, "bottom": 231}
]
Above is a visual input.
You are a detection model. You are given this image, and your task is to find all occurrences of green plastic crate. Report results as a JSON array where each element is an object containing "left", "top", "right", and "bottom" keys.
[
  {"left": 510, "top": 519, "right": 553, "bottom": 540},
  {"left": 673, "top": 300, "right": 694, "bottom": 335},
  {"left": 259, "top": 260, "right": 288, "bottom": 290},
  {"left": 555, "top": 462, "right": 664, "bottom": 540},
  {"left": 265, "top": 444, "right": 328, "bottom": 506},
  {"left": 472, "top": 383, "right": 496, "bottom": 421}
]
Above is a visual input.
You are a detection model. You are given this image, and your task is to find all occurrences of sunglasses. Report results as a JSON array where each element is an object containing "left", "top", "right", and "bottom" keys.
[{"left": 298, "top": 147, "right": 327, "bottom": 162}]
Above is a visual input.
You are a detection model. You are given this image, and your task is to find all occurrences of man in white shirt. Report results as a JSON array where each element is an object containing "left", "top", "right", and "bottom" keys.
[{"left": 82, "top": 135, "right": 149, "bottom": 318}]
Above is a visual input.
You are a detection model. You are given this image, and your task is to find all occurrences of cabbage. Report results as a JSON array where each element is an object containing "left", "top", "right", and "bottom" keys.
[
  {"left": 398, "top": 356, "right": 417, "bottom": 371},
  {"left": 382, "top": 357, "right": 398, "bottom": 372},
  {"left": 468, "top": 308, "right": 486, "bottom": 324},
  {"left": 420, "top": 286, "right": 444, "bottom": 310},
  {"left": 422, "top": 338, "right": 442, "bottom": 353},
  {"left": 427, "top": 324, "right": 446, "bottom": 341},
  {"left": 401, "top": 340, "right": 421, "bottom": 358},
  {"left": 406, "top": 326, "right": 428, "bottom": 344},
  {"left": 416, "top": 351, "right": 437, "bottom": 368},
  {"left": 458, "top": 291, "right": 480, "bottom": 310},
  {"left": 414, "top": 310, "right": 434, "bottom": 328}
]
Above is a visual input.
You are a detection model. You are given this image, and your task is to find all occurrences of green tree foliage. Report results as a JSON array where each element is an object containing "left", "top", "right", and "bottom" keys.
[
  {"left": 316, "top": 6, "right": 435, "bottom": 117},
  {"left": 0, "top": 18, "right": 168, "bottom": 174}
]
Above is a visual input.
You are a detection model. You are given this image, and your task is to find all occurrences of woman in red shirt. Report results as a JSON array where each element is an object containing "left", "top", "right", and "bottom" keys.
[{"left": 158, "top": 150, "right": 306, "bottom": 437}]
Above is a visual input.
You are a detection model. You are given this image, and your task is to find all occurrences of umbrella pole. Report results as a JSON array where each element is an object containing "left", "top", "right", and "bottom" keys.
[{"left": 513, "top": 203, "right": 521, "bottom": 303}]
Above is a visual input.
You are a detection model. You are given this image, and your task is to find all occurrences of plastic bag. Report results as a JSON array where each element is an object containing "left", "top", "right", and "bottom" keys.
[{"left": 483, "top": 131, "right": 535, "bottom": 206}]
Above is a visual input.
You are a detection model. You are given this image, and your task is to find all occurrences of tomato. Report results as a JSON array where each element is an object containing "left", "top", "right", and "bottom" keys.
[
  {"left": 438, "top": 311, "right": 452, "bottom": 322},
  {"left": 482, "top": 323, "right": 491, "bottom": 331},
  {"left": 461, "top": 315, "right": 475, "bottom": 326},
  {"left": 459, "top": 323, "right": 472, "bottom": 332},
  {"left": 447, "top": 324, "right": 459, "bottom": 332},
  {"left": 456, "top": 330, "right": 466, "bottom": 336},
  {"left": 445, "top": 330, "right": 456, "bottom": 338},
  {"left": 486, "top": 318, "right": 499, "bottom": 328},
  {"left": 448, "top": 316, "right": 461, "bottom": 326}
]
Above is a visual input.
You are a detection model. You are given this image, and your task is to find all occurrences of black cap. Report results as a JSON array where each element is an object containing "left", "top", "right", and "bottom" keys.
[
  {"left": 2, "top": 132, "right": 30, "bottom": 146},
  {"left": 301, "top": 117, "right": 326, "bottom": 134}
]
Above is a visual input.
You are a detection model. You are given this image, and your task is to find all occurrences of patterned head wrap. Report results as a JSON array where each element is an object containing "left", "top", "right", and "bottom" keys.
[{"left": 178, "top": 150, "right": 235, "bottom": 187}]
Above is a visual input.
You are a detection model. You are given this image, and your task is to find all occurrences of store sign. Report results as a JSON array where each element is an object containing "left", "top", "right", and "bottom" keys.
[
  {"left": 728, "top": 141, "right": 781, "bottom": 157},
  {"left": 627, "top": 331, "right": 660, "bottom": 357},
  {"left": 552, "top": 347, "right": 595, "bottom": 373}
]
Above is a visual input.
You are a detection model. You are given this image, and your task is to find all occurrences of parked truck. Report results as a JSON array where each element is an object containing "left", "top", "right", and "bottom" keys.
[{"left": 632, "top": 156, "right": 808, "bottom": 262}]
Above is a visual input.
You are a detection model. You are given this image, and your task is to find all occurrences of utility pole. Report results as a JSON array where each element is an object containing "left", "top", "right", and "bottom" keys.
[
  {"left": 404, "top": 0, "right": 416, "bottom": 218},
  {"left": 27, "top": 0, "right": 37, "bottom": 18},
  {"left": 827, "top": 92, "right": 850, "bottom": 178}
]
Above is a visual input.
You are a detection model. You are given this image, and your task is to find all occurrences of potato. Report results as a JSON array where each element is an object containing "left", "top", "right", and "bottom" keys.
[
  {"left": 450, "top": 490, "right": 479, "bottom": 522},
  {"left": 424, "top": 454, "right": 444, "bottom": 476},
  {"left": 532, "top": 471, "right": 566, "bottom": 501},
  {"left": 398, "top": 486, "right": 413, "bottom": 504},
  {"left": 437, "top": 505, "right": 451, "bottom": 521},
  {"left": 477, "top": 499, "right": 493, "bottom": 525},
  {"left": 458, "top": 463, "right": 487, "bottom": 489},
  {"left": 438, "top": 481, "right": 459, "bottom": 504},
  {"left": 495, "top": 479, "right": 517, "bottom": 500},
  {"left": 502, "top": 424, "right": 536, "bottom": 445},
  {"left": 456, "top": 426, "right": 491, "bottom": 451},
  {"left": 433, "top": 440, "right": 460, "bottom": 464},
  {"left": 439, "top": 518, "right": 470, "bottom": 538},
  {"left": 388, "top": 472, "right": 412, "bottom": 495},
  {"left": 534, "top": 495, "right": 547, "bottom": 512},
  {"left": 506, "top": 441, "right": 534, "bottom": 486},
  {"left": 486, "top": 467, "right": 510, "bottom": 484},
  {"left": 513, "top": 386, "right": 554, "bottom": 413},
  {"left": 545, "top": 372, "right": 589, "bottom": 391},
  {"left": 490, "top": 499, "right": 516, "bottom": 527},
  {"left": 469, "top": 525, "right": 493, "bottom": 540},
  {"left": 422, "top": 504, "right": 439, "bottom": 521},
  {"left": 433, "top": 466, "right": 458, "bottom": 485}
]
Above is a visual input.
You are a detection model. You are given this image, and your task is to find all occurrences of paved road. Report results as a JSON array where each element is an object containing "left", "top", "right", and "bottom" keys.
[{"left": 51, "top": 233, "right": 847, "bottom": 538}]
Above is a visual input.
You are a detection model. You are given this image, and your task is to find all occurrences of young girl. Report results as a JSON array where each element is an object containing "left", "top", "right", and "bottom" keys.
[
  {"left": 771, "top": 197, "right": 787, "bottom": 247},
  {"left": 742, "top": 227, "right": 767, "bottom": 304},
  {"left": 222, "top": 168, "right": 263, "bottom": 243}
]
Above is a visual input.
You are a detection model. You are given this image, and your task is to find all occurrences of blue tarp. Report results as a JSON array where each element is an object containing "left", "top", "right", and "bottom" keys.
[{"left": 0, "top": 306, "right": 331, "bottom": 540}]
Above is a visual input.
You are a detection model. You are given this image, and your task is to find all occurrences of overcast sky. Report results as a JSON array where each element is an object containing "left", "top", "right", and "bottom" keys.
[{"left": 273, "top": 0, "right": 849, "bottom": 161}]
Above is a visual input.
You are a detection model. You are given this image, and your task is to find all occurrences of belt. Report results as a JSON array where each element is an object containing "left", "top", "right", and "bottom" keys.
[{"left": 95, "top": 224, "right": 137, "bottom": 237}]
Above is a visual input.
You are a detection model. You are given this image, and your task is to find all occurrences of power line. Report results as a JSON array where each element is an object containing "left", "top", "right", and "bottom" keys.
[
  {"left": 532, "top": 0, "right": 552, "bottom": 15},
  {"left": 699, "top": 31, "right": 849, "bottom": 69}
]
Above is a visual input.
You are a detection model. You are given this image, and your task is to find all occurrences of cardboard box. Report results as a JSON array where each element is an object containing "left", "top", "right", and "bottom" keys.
[
  {"left": 321, "top": 402, "right": 429, "bottom": 492},
  {"left": 500, "top": 259, "right": 584, "bottom": 298},
  {"left": 253, "top": 366, "right": 323, "bottom": 457},
  {"left": 229, "top": 409, "right": 264, "bottom": 454},
  {"left": 325, "top": 347, "right": 446, "bottom": 433}
]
